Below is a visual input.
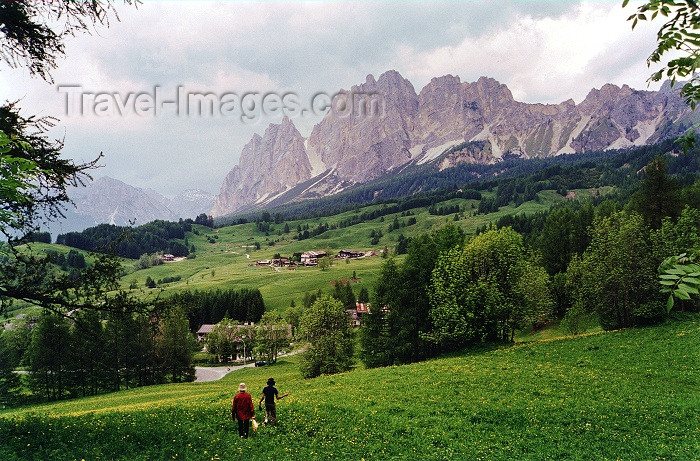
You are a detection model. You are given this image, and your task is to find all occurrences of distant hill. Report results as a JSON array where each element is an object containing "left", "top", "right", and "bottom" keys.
[{"left": 45, "top": 177, "right": 214, "bottom": 237}]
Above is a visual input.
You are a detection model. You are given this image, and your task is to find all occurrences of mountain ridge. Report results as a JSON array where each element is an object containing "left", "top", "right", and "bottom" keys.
[
  {"left": 212, "top": 70, "right": 697, "bottom": 217},
  {"left": 46, "top": 177, "right": 215, "bottom": 236}
]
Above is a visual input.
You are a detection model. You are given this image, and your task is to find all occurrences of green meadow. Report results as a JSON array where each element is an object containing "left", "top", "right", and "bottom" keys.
[
  {"left": 1, "top": 315, "right": 697, "bottom": 460},
  {"left": 4, "top": 188, "right": 600, "bottom": 318},
  {"left": 118, "top": 189, "right": 572, "bottom": 311},
  {"left": 6, "top": 189, "right": 574, "bottom": 318}
]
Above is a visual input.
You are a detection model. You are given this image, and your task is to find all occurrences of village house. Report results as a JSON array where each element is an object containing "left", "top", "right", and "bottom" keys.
[
  {"left": 197, "top": 321, "right": 293, "bottom": 362},
  {"left": 272, "top": 257, "right": 292, "bottom": 267},
  {"left": 196, "top": 321, "right": 257, "bottom": 339},
  {"left": 346, "top": 302, "right": 371, "bottom": 327},
  {"left": 259, "top": 323, "right": 293, "bottom": 338},
  {"left": 197, "top": 321, "right": 257, "bottom": 357},
  {"left": 196, "top": 324, "right": 215, "bottom": 342},
  {"left": 337, "top": 249, "right": 364, "bottom": 259},
  {"left": 301, "top": 250, "right": 327, "bottom": 266}
]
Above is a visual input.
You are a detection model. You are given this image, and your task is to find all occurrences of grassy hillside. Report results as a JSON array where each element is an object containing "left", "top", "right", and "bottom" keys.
[
  {"left": 3, "top": 187, "right": 593, "bottom": 318},
  {"left": 115, "top": 189, "right": 572, "bottom": 311},
  {"left": 1, "top": 316, "right": 697, "bottom": 460}
]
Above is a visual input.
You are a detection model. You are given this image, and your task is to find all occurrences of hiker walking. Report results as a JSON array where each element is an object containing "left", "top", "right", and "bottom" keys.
[
  {"left": 232, "top": 382, "right": 255, "bottom": 438},
  {"left": 259, "top": 377, "right": 289, "bottom": 425}
]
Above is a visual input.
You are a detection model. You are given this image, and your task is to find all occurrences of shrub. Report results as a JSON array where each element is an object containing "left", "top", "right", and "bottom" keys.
[{"left": 632, "top": 301, "right": 667, "bottom": 326}]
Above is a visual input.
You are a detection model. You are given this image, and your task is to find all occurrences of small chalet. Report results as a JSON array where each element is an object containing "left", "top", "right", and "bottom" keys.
[
  {"left": 197, "top": 324, "right": 215, "bottom": 341},
  {"left": 337, "top": 249, "right": 364, "bottom": 259},
  {"left": 272, "top": 257, "right": 292, "bottom": 267},
  {"left": 162, "top": 254, "right": 175, "bottom": 262},
  {"left": 346, "top": 302, "right": 371, "bottom": 328},
  {"left": 301, "top": 250, "right": 327, "bottom": 266}
]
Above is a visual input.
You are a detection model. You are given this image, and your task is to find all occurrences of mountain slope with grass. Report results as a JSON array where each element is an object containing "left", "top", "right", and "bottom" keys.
[{"left": 1, "top": 316, "right": 697, "bottom": 460}]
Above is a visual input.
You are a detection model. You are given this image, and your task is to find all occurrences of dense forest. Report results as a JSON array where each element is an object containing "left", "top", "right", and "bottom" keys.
[
  {"left": 359, "top": 151, "right": 700, "bottom": 368},
  {"left": 0, "top": 286, "right": 266, "bottom": 404},
  {"left": 169, "top": 288, "right": 266, "bottom": 332},
  {"left": 56, "top": 220, "right": 195, "bottom": 259},
  {"left": 0, "top": 307, "right": 197, "bottom": 404}
]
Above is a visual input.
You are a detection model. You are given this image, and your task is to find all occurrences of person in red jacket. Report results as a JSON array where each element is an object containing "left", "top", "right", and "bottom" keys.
[{"left": 232, "top": 382, "right": 255, "bottom": 438}]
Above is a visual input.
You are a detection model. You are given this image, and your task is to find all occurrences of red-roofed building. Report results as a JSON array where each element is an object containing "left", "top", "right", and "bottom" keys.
[{"left": 346, "top": 302, "right": 371, "bottom": 327}]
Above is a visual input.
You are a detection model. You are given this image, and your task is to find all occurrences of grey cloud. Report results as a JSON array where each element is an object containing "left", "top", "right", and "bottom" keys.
[
  {"left": 3, "top": 1, "right": 657, "bottom": 197},
  {"left": 87, "top": 1, "right": 584, "bottom": 92}
]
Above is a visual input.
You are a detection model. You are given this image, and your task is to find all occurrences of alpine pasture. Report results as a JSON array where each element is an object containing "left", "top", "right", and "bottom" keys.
[{"left": 1, "top": 316, "right": 698, "bottom": 460}]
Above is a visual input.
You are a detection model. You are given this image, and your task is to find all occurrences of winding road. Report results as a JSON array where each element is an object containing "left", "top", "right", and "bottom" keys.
[
  {"left": 195, "top": 350, "right": 301, "bottom": 382},
  {"left": 195, "top": 363, "right": 255, "bottom": 382}
]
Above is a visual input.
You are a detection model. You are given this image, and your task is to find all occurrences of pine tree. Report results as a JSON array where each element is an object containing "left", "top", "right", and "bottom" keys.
[{"left": 629, "top": 156, "right": 681, "bottom": 228}]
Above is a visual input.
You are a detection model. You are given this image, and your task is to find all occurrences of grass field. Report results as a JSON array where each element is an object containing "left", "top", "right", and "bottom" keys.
[
  {"left": 3, "top": 187, "right": 590, "bottom": 318},
  {"left": 113, "top": 189, "right": 568, "bottom": 311},
  {"left": 1, "top": 315, "right": 697, "bottom": 460}
]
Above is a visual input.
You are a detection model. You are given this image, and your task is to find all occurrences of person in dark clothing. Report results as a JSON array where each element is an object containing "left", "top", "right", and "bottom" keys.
[
  {"left": 232, "top": 382, "right": 255, "bottom": 438},
  {"left": 259, "top": 377, "right": 288, "bottom": 425}
]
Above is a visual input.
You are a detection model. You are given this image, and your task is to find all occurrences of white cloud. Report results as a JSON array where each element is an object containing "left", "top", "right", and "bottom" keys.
[{"left": 392, "top": 2, "right": 661, "bottom": 104}]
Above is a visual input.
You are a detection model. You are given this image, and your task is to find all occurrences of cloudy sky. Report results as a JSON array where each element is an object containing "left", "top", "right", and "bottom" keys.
[{"left": 2, "top": 1, "right": 664, "bottom": 197}]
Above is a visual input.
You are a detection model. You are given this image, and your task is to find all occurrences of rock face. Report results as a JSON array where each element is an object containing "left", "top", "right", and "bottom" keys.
[
  {"left": 211, "top": 116, "right": 311, "bottom": 215},
  {"left": 212, "top": 70, "right": 697, "bottom": 216},
  {"left": 306, "top": 71, "right": 418, "bottom": 183}
]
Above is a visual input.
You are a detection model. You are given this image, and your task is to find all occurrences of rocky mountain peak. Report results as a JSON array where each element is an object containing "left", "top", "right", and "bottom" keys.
[
  {"left": 376, "top": 70, "right": 419, "bottom": 107},
  {"left": 211, "top": 116, "right": 311, "bottom": 216},
  {"left": 304, "top": 70, "right": 418, "bottom": 185},
  {"left": 560, "top": 98, "right": 576, "bottom": 108},
  {"left": 212, "top": 70, "right": 697, "bottom": 217},
  {"left": 419, "top": 74, "right": 462, "bottom": 99},
  {"left": 467, "top": 76, "right": 515, "bottom": 108}
]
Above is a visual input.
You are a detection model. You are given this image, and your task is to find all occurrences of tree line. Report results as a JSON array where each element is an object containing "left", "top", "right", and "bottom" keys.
[
  {"left": 0, "top": 286, "right": 267, "bottom": 406},
  {"left": 0, "top": 306, "right": 197, "bottom": 405},
  {"left": 166, "top": 288, "right": 266, "bottom": 332},
  {"left": 56, "top": 220, "right": 193, "bottom": 259}
]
